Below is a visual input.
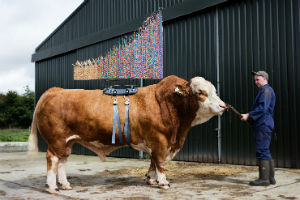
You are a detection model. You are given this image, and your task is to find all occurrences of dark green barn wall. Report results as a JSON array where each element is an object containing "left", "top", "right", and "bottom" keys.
[
  {"left": 33, "top": 0, "right": 300, "bottom": 168},
  {"left": 218, "top": 0, "right": 300, "bottom": 168},
  {"left": 163, "top": 9, "right": 220, "bottom": 162}
]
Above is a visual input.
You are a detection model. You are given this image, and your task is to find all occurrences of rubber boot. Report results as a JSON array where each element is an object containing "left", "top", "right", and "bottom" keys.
[
  {"left": 250, "top": 159, "right": 261, "bottom": 185},
  {"left": 269, "top": 159, "right": 276, "bottom": 185},
  {"left": 256, "top": 159, "right": 261, "bottom": 178},
  {"left": 250, "top": 160, "right": 270, "bottom": 186}
]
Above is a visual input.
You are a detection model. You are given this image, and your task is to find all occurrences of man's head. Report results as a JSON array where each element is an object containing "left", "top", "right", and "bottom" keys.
[{"left": 251, "top": 71, "right": 269, "bottom": 88}]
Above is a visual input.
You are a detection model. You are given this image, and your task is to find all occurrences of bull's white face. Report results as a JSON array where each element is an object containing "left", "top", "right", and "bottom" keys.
[{"left": 190, "top": 77, "right": 226, "bottom": 126}]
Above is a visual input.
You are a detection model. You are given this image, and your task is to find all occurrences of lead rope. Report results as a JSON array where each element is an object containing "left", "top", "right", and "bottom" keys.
[
  {"left": 112, "top": 98, "right": 123, "bottom": 144},
  {"left": 124, "top": 98, "right": 130, "bottom": 145},
  {"left": 226, "top": 103, "right": 253, "bottom": 125},
  {"left": 226, "top": 104, "right": 242, "bottom": 117}
]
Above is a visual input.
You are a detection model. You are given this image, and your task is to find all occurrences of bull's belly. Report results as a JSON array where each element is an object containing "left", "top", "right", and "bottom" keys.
[
  {"left": 74, "top": 139, "right": 119, "bottom": 161},
  {"left": 130, "top": 141, "right": 180, "bottom": 163},
  {"left": 66, "top": 135, "right": 180, "bottom": 163}
]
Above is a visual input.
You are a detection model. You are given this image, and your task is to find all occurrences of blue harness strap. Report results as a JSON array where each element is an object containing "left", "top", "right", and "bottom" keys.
[
  {"left": 112, "top": 99, "right": 123, "bottom": 145},
  {"left": 124, "top": 98, "right": 130, "bottom": 144}
]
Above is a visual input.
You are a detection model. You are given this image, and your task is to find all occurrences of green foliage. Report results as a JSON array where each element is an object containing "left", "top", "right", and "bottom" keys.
[
  {"left": 143, "top": 153, "right": 151, "bottom": 159},
  {"left": 0, "top": 129, "right": 30, "bottom": 142},
  {"left": 0, "top": 86, "right": 34, "bottom": 128}
]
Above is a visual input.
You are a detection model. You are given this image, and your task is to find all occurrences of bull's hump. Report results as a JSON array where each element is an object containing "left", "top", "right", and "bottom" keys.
[
  {"left": 46, "top": 87, "right": 63, "bottom": 93},
  {"left": 161, "top": 75, "right": 182, "bottom": 83}
]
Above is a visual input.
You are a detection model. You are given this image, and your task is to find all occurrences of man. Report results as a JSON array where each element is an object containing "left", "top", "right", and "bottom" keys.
[{"left": 241, "top": 71, "right": 276, "bottom": 186}]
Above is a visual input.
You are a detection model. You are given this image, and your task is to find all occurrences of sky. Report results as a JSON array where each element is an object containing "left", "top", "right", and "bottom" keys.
[{"left": 0, "top": 0, "right": 83, "bottom": 95}]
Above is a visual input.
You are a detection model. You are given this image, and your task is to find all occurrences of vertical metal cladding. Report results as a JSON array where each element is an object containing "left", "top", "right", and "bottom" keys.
[
  {"left": 34, "top": 0, "right": 299, "bottom": 168},
  {"left": 36, "top": 0, "right": 184, "bottom": 52},
  {"left": 218, "top": 0, "right": 300, "bottom": 168},
  {"left": 163, "top": 10, "right": 220, "bottom": 162}
]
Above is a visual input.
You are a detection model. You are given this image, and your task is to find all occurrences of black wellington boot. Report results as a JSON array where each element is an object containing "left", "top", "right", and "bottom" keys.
[
  {"left": 250, "top": 159, "right": 261, "bottom": 183},
  {"left": 269, "top": 159, "right": 276, "bottom": 185},
  {"left": 250, "top": 160, "right": 270, "bottom": 186}
]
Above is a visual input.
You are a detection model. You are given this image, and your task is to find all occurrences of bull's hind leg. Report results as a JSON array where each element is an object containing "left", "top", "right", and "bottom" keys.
[
  {"left": 146, "top": 158, "right": 157, "bottom": 185},
  {"left": 58, "top": 158, "right": 72, "bottom": 190},
  {"left": 58, "top": 145, "right": 73, "bottom": 190},
  {"left": 46, "top": 150, "right": 60, "bottom": 194}
]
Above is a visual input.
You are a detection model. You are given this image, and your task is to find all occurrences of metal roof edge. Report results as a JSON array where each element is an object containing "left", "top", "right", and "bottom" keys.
[
  {"left": 35, "top": 0, "right": 88, "bottom": 52},
  {"left": 32, "top": 0, "right": 228, "bottom": 62},
  {"left": 31, "top": 17, "right": 145, "bottom": 62},
  {"left": 162, "top": 0, "right": 227, "bottom": 22}
]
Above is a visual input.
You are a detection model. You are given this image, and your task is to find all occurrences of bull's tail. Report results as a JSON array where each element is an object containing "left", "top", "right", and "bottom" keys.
[{"left": 27, "top": 110, "right": 38, "bottom": 158}]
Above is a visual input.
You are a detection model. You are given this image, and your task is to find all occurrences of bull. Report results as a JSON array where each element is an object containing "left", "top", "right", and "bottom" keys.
[{"left": 28, "top": 75, "right": 227, "bottom": 194}]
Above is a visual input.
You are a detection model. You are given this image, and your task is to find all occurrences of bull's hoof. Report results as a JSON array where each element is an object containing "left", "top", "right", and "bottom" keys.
[
  {"left": 158, "top": 184, "right": 170, "bottom": 190},
  {"left": 47, "top": 188, "right": 60, "bottom": 194},
  {"left": 145, "top": 177, "right": 157, "bottom": 185},
  {"left": 60, "top": 185, "right": 72, "bottom": 190}
]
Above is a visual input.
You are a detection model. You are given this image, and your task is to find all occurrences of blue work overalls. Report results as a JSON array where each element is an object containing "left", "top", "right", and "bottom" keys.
[{"left": 249, "top": 84, "right": 276, "bottom": 160}]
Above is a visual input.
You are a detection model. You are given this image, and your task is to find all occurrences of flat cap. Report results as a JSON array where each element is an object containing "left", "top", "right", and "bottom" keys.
[{"left": 251, "top": 71, "right": 269, "bottom": 80}]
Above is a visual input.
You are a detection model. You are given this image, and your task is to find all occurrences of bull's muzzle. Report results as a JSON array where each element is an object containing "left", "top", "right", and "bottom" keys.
[{"left": 219, "top": 104, "right": 228, "bottom": 112}]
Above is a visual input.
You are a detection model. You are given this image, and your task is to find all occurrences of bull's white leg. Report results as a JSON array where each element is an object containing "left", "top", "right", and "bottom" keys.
[
  {"left": 146, "top": 159, "right": 157, "bottom": 185},
  {"left": 58, "top": 158, "right": 72, "bottom": 190},
  {"left": 146, "top": 170, "right": 157, "bottom": 185},
  {"left": 46, "top": 154, "right": 59, "bottom": 194},
  {"left": 156, "top": 167, "right": 170, "bottom": 189}
]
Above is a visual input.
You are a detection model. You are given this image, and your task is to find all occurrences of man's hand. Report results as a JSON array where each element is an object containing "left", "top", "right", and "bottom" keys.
[{"left": 240, "top": 113, "right": 249, "bottom": 121}]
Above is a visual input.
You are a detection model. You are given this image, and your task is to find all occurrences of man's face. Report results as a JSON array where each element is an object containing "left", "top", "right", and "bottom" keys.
[{"left": 254, "top": 75, "right": 267, "bottom": 88}]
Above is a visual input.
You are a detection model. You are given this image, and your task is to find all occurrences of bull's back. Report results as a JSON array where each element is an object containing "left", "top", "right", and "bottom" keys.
[
  {"left": 34, "top": 84, "right": 163, "bottom": 144},
  {"left": 35, "top": 88, "right": 110, "bottom": 140}
]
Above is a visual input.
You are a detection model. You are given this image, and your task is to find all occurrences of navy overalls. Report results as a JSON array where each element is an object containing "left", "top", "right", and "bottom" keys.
[{"left": 249, "top": 84, "right": 276, "bottom": 160}]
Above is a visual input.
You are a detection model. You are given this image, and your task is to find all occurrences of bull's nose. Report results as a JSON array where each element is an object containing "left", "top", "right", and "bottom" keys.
[
  {"left": 219, "top": 104, "right": 227, "bottom": 112},
  {"left": 219, "top": 104, "right": 227, "bottom": 109}
]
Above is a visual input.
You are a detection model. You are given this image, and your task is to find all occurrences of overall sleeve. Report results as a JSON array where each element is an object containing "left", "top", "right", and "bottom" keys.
[{"left": 249, "top": 88, "right": 272, "bottom": 121}]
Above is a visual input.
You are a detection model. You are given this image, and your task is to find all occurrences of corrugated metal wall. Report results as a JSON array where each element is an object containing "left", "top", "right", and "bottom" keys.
[
  {"left": 218, "top": 0, "right": 300, "bottom": 168},
  {"left": 163, "top": 9, "right": 220, "bottom": 162},
  {"left": 34, "top": 0, "right": 300, "bottom": 168},
  {"left": 36, "top": 0, "right": 184, "bottom": 52}
]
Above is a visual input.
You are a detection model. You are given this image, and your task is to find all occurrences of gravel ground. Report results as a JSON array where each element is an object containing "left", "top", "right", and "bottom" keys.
[{"left": 0, "top": 152, "right": 299, "bottom": 200}]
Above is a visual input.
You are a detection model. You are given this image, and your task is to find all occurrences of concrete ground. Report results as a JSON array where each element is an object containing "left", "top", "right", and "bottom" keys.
[
  {"left": 0, "top": 142, "right": 28, "bottom": 152},
  {"left": 0, "top": 152, "right": 299, "bottom": 200}
]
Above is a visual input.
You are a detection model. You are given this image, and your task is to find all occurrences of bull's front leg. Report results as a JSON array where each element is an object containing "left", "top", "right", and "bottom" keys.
[
  {"left": 151, "top": 154, "right": 170, "bottom": 189},
  {"left": 145, "top": 158, "right": 157, "bottom": 185}
]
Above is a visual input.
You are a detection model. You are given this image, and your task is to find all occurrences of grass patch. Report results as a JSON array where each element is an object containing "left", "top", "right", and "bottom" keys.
[{"left": 0, "top": 129, "right": 30, "bottom": 142}]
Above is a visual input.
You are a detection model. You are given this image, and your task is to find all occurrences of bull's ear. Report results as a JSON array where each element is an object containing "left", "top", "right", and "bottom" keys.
[{"left": 174, "top": 85, "right": 189, "bottom": 96}]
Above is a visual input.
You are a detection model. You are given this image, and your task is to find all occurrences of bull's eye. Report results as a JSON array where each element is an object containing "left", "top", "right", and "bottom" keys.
[
  {"left": 199, "top": 90, "right": 208, "bottom": 97},
  {"left": 197, "top": 93, "right": 207, "bottom": 102}
]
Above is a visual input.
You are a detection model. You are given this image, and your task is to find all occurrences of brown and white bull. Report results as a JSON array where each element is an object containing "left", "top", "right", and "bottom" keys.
[{"left": 28, "top": 75, "right": 227, "bottom": 193}]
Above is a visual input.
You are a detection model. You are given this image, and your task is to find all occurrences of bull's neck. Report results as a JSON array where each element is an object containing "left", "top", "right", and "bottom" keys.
[{"left": 172, "top": 94, "right": 199, "bottom": 148}]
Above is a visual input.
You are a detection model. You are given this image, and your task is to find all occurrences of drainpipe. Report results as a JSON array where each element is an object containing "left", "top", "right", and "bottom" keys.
[
  {"left": 139, "top": 78, "right": 144, "bottom": 159},
  {"left": 215, "top": 7, "right": 222, "bottom": 163}
]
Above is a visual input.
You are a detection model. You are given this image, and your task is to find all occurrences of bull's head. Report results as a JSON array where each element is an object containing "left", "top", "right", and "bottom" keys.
[{"left": 189, "top": 77, "right": 226, "bottom": 126}]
